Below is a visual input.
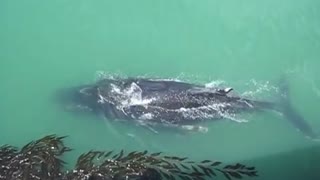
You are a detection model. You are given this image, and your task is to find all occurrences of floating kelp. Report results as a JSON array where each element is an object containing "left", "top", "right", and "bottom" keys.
[
  {"left": 0, "top": 135, "right": 258, "bottom": 180},
  {"left": 0, "top": 135, "right": 71, "bottom": 180}
]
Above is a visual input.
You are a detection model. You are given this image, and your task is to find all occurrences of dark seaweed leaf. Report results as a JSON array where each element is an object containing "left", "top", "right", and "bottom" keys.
[
  {"left": 112, "top": 153, "right": 119, "bottom": 159},
  {"left": 186, "top": 161, "right": 195, "bottom": 163},
  {"left": 173, "top": 163, "right": 180, "bottom": 170},
  {"left": 164, "top": 156, "right": 188, "bottom": 161},
  {"left": 161, "top": 171, "right": 171, "bottom": 179},
  {"left": 211, "top": 161, "right": 222, "bottom": 166},
  {"left": 180, "top": 163, "right": 190, "bottom": 170},
  {"left": 104, "top": 150, "right": 113, "bottom": 158},
  {"left": 151, "top": 152, "right": 162, "bottom": 156},
  {"left": 127, "top": 151, "right": 137, "bottom": 157},
  {"left": 150, "top": 159, "right": 162, "bottom": 165},
  {"left": 234, "top": 163, "right": 244, "bottom": 169},
  {"left": 169, "top": 169, "right": 182, "bottom": 174},
  {"left": 142, "top": 150, "right": 148, "bottom": 155},
  {"left": 201, "top": 160, "right": 211, "bottom": 163},
  {"left": 116, "top": 149, "right": 124, "bottom": 160},
  {"left": 228, "top": 172, "right": 242, "bottom": 179},
  {"left": 198, "top": 165, "right": 211, "bottom": 177},
  {"left": 224, "top": 163, "right": 247, "bottom": 171},
  {"left": 169, "top": 174, "right": 176, "bottom": 180},
  {"left": 239, "top": 170, "right": 258, "bottom": 177},
  {"left": 191, "top": 165, "right": 200, "bottom": 173},
  {"left": 207, "top": 167, "right": 217, "bottom": 176},
  {"left": 223, "top": 172, "right": 232, "bottom": 180},
  {"left": 246, "top": 167, "right": 255, "bottom": 171}
]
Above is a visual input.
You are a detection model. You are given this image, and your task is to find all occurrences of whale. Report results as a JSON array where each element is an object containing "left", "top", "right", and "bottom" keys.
[{"left": 57, "top": 77, "right": 316, "bottom": 138}]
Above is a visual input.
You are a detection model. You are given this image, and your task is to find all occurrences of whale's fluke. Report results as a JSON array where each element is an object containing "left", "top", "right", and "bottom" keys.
[{"left": 278, "top": 78, "right": 317, "bottom": 139}]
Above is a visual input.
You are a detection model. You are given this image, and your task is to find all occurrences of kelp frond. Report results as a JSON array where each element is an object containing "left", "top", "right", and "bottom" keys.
[
  {"left": 67, "top": 150, "right": 257, "bottom": 180},
  {"left": 0, "top": 135, "right": 258, "bottom": 180},
  {"left": 0, "top": 135, "right": 71, "bottom": 180}
]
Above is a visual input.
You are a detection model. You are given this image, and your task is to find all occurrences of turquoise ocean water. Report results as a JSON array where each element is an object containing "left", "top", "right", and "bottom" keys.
[{"left": 1, "top": 0, "right": 320, "bottom": 179}]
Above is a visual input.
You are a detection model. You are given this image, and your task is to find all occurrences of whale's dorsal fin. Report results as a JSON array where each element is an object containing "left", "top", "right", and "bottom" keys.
[
  {"left": 216, "top": 87, "right": 233, "bottom": 95},
  {"left": 224, "top": 87, "right": 233, "bottom": 93}
]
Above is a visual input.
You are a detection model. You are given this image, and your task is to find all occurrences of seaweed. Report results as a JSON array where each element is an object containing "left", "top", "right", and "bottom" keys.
[
  {"left": 0, "top": 135, "right": 71, "bottom": 180},
  {"left": 0, "top": 135, "right": 258, "bottom": 180}
]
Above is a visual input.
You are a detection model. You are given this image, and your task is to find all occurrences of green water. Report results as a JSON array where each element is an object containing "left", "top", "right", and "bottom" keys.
[{"left": 1, "top": 0, "right": 320, "bottom": 179}]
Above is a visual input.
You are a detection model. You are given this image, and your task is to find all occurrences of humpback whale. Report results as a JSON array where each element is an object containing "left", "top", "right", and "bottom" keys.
[{"left": 57, "top": 77, "right": 316, "bottom": 138}]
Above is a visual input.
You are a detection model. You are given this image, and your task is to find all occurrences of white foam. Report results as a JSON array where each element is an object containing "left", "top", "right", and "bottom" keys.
[
  {"left": 139, "top": 113, "right": 154, "bottom": 120},
  {"left": 205, "top": 80, "right": 226, "bottom": 88},
  {"left": 242, "top": 79, "right": 279, "bottom": 99},
  {"left": 181, "top": 125, "right": 209, "bottom": 133},
  {"left": 109, "top": 82, "right": 156, "bottom": 108},
  {"left": 148, "top": 78, "right": 183, "bottom": 82},
  {"left": 176, "top": 103, "right": 248, "bottom": 123}
]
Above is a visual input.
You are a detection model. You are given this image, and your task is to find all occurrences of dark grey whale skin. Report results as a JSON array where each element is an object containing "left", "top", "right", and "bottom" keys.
[{"left": 57, "top": 78, "right": 316, "bottom": 138}]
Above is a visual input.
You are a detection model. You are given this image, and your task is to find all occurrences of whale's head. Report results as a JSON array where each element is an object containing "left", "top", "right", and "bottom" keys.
[
  {"left": 54, "top": 79, "right": 122, "bottom": 118},
  {"left": 55, "top": 85, "right": 101, "bottom": 115}
]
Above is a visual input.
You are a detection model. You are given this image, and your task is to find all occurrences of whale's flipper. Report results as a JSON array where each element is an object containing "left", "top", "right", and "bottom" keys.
[
  {"left": 278, "top": 78, "right": 317, "bottom": 139},
  {"left": 138, "top": 122, "right": 159, "bottom": 134}
]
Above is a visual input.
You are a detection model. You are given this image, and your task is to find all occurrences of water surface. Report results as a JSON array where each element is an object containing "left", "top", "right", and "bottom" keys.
[{"left": 1, "top": 0, "right": 320, "bottom": 179}]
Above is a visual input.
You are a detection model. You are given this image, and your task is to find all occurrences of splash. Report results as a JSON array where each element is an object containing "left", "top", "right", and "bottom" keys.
[
  {"left": 241, "top": 79, "right": 279, "bottom": 100},
  {"left": 95, "top": 70, "right": 120, "bottom": 81},
  {"left": 110, "top": 82, "right": 156, "bottom": 107},
  {"left": 139, "top": 113, "right": 154, "bottom": 120},
  {"left": 205, "top": 80, "right": 226, "bottom": 88}
]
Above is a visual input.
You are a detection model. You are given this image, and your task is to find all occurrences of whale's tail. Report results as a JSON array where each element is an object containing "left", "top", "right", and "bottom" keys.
[{"left": 276, "top": 77, "right": 317, "bottom": 139}]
